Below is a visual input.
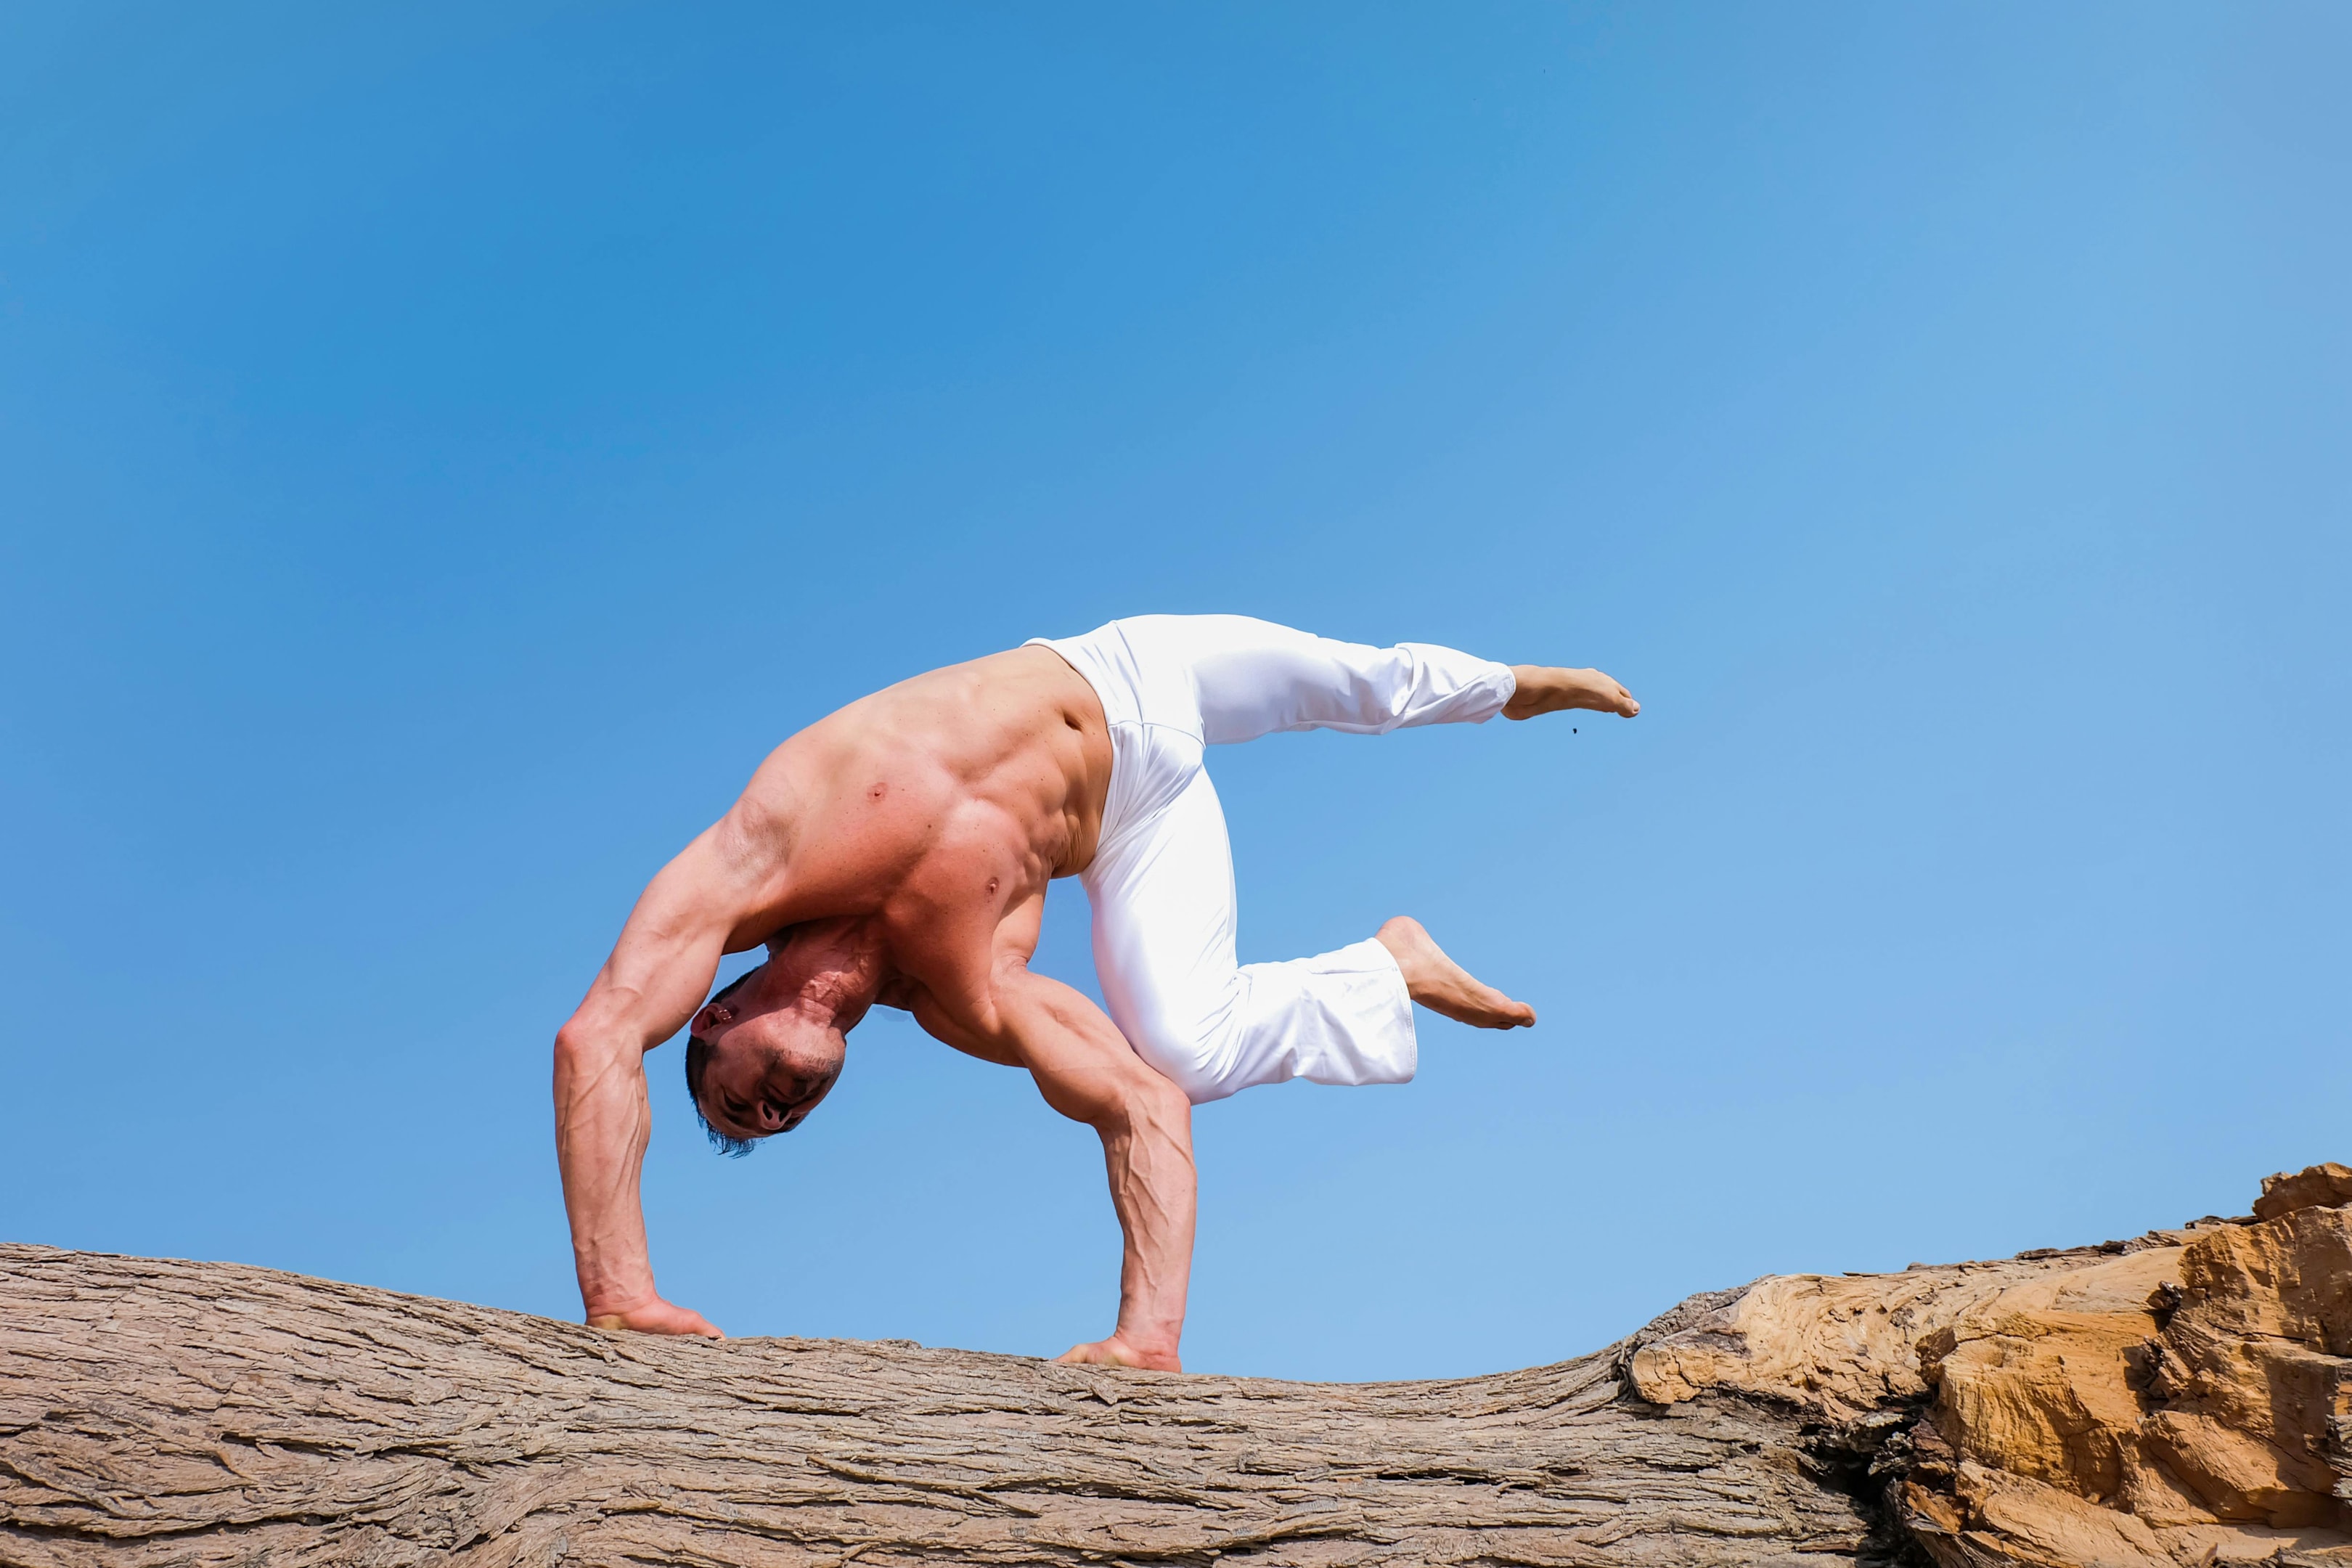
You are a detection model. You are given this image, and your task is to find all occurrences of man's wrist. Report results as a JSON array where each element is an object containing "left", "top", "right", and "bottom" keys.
[
  {"left": 581, "top": 1286, "right": 659, "bottom": 1319},
  {"left": 1113, "top": 1324, "right": 1183, "bottom": 1358}
]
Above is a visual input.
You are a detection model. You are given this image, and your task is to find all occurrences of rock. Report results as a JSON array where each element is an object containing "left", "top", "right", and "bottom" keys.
[
  {"left": 2151, "top": 1190, "right": 2352, "bottom": 1527},
  {"left": 1922, "top": 1249, "right": 2181, "bottom": 1505},
  {"left": 2141, "top": 1409, "right": 2336, "bottom": 1526},
  {"left": 1627, "top": 1254, "right": 2095, "bottom": 1419},
  {"left": 1636, "top": 1165, "right": 2352, "bottom": 1567},
  {"left": 1953, "top": 1461, "right": 2172, "bottom": 1567},
  {"left": 2255, "top": 1165, "right": 2352, "bottom": 1224}
]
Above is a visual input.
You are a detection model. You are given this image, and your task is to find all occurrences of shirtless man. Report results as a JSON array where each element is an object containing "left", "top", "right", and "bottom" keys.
[{"left": 554, "top": 615, "right": 1638, "bottom": 1370}]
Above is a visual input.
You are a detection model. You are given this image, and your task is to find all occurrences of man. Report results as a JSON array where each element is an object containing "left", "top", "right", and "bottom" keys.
[{"left": 554, "top": 615, "right": 1638, "bottom": 1369}]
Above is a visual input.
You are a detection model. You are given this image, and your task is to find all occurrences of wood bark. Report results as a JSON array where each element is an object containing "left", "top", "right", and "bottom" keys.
[
  {"left": 9, "top": 1167, "right": 2347, "bottom": 1568},
  {"left": 0, "top": 1246, "right": 1888, "bottom": 1568}
]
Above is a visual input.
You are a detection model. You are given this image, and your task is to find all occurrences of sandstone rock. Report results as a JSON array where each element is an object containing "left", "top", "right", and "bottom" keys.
[
  {"left": 2141, "top": 1409, "right": 2336, "bottom": 1526},
  {"left": 1914, "top": 1248, "right": 2179, "bottom": 1505},
  {"left": 1635, "top": 1164, "right": 2352, "bottom": 1567},
  {"left": 2149, "top": 1191, "right": 2352, "bottom": 1528},
  {"left": 1627, "top": 1254, "right": 2092, "bottom": 1418},
  {"left": 1951, "top": 1460, "right": 2171, "bottom": 1568},
  {"left": 2255, "top": 1165, "right": 2352, "bottom": 1225}
]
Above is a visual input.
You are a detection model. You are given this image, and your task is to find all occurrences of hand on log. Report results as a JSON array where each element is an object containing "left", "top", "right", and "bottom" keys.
[
  {"left": 1054, "top": 1331, "right": 1181, "bottom": 1371},
  {"left": 584, "top": 1293, "right": 724, "bottom": 1339}
]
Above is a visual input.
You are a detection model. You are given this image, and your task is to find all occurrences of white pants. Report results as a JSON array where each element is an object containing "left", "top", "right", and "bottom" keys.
[{"left": 1026, "top": 616, "right": 1517, "bottom": 1104}]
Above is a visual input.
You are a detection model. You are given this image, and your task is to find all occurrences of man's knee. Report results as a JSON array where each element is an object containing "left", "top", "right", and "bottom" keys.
[{"left": 1118, "top": 1006, "right": 1230, "bottom": 1106}]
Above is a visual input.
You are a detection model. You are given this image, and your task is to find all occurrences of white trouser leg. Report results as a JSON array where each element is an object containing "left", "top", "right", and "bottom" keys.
[
  {"left": 1082, "top": 735, "right": 1421, "bottom": 1103},
  {"left": 1034, "top": 616, "right": 1516, "bottom": 1104},
  {"left": 1110, "top": 613, "right": 1518, "bottom": 743}
]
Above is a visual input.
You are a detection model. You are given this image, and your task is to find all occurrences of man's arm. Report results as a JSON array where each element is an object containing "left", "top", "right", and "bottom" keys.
[
  {"left": 919, "top": 959, "right": 1196, "bottom": 1371},
  {"left": 552, "top": 829, "right": 742, "bottom": 1339}
]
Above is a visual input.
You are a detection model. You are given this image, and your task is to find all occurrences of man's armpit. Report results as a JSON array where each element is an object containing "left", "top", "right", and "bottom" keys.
[
  {"left": 910, "top": 989, "right": 1024, "bottom": 1067},
  {"left": 871, "top": 974, "right": 923, "bottom": 1012}
]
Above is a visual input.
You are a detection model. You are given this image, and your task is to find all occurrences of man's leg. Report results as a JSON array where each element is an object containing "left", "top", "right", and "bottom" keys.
[
  {"left": 1115, "top": 614, "right": 1516, "bottom": 742},
  {"left": 1085, "top": 749, "right": 1438, "bottom": 1103},
  {"left": 1108, "top": 613, "right": 1637, "bottom": 741},
  {"left": 1069, "top": 616, "right": 1589, "bottom": 1101},
  {"left": 1130, "top": 616, "right": 1620, "bottom": 1036},
  {"left": 1503, "top": 667, "right": 1641, "bottom": 720}
]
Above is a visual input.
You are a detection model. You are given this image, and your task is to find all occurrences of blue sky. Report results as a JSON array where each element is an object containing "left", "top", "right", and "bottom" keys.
[{"left": 2, "top": 3, "right": 2345, "bottom": 1382}]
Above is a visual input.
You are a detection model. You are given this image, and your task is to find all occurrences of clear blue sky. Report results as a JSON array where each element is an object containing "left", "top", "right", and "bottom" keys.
[{"left": 2, "top": 4, "right": 2345, "bottom": 1382}]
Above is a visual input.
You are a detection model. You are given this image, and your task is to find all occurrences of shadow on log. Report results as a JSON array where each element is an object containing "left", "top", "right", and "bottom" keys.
[{"left": 4, "top": 1166, "right": 2348, "bottom": 1567}]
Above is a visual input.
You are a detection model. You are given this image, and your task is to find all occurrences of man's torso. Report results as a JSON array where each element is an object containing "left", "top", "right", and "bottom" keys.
[{"left": 714, "top": 645, "right": 1111, "bottom": 1008}]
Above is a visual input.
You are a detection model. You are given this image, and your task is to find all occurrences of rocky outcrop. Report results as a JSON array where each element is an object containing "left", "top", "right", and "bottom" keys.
[
  {"left": 2, "top": 1165, "right": 2347, "bottom": 1567},
  {"left": 1628, "top": 1163, "right": 2352, "bottom": 1567}
]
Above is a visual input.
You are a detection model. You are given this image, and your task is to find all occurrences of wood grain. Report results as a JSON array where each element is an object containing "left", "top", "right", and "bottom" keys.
[{"left": 0, "top": 1246, "right": 1886, "bottom": 1567}]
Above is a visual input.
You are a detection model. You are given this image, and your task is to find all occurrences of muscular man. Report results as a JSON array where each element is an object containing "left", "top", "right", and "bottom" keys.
[{"left": 553, "top": 615, "right": 1638, "bottom": 1369}]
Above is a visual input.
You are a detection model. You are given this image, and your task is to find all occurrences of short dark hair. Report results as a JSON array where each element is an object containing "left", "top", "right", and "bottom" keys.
[{"left": 685, "top": 969, "right": 761, "bottom": 1158}]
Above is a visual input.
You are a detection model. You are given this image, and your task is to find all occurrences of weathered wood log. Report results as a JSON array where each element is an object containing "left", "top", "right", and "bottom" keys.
[
  {"left": 0, "top": 1246, "right": 1885, "bottom": 1568},
  {"left": 4, "top": 1165, "right": 2348, "bottom": 1568}
]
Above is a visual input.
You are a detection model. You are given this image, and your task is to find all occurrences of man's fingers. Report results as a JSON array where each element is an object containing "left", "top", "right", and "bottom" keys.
[
  {"left": 587, "top": 1302, "right": 727, "bottom": 1339},
  {"left": 1055, "top": 1336, "right": 1182, "bottom": 1373}
]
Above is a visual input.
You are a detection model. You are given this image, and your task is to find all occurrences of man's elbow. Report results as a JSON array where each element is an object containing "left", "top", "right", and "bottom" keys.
[
  {"left": 553, "top": 1018, "right": 627, "bottom": 1082},
  {"left": 1101, "top": 1066, "right": 1191, "bottom": 1136}
]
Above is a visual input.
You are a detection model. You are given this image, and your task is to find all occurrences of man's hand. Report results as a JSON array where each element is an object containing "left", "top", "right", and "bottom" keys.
[
  {"left": 1056, "top": 1334, "right": 1181, "bottom": 1373},
  {"left": 587, "top": 1296, "right": 725, "bottom": 1339}
]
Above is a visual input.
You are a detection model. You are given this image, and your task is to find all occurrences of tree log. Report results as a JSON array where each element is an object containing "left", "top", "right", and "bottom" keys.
[{"left": 4, "top": 1166, "right": 2348, "bottom": 1568}]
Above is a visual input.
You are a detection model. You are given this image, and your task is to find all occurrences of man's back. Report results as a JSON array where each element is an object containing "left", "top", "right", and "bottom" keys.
[{"left": 702, "top": 645, "right": 1113, "bottom": 956}]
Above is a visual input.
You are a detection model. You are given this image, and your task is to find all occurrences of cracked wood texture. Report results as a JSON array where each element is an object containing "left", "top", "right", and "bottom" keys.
[{"left": 0, "top": 1246, "right": 1880, "bottom": 1568}]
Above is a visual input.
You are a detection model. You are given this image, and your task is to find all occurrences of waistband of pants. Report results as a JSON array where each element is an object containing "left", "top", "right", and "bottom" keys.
[{"left": 1027, "top": 630, "right": 1202, "bottom": 863}]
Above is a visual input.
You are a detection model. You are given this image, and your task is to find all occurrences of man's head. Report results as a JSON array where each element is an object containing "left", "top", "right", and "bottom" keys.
[{"left": 683, "top": 921, "right": 878, "bottom": 1154}]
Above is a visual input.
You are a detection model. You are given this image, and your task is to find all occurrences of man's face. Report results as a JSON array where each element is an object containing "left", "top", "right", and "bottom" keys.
[{"left": 693, "top": 986, "right": 846, "bottom": 1143}]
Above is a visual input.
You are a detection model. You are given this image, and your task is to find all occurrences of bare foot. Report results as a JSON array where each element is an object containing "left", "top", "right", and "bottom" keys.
[
  {"left": 1373, "top": 917, "right": 1536, "bottom": 1029},
  {"left": 1503, "top": 666, "right": 1638, "bottom": 719}
]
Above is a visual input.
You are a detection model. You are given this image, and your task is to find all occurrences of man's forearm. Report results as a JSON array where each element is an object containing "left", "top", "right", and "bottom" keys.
[
  {"left": 979, "top": 962, "right": 1197, "bottom": 1370},
  {"left": 1097, "top": 1082, "right": 1196, "bottom": 1358},
  {"left": 548, "top": 836, "right": 735, "bottom": 1336},
  {"left": 552, "top": 1022, "right": 660, "bottom": 1315}
]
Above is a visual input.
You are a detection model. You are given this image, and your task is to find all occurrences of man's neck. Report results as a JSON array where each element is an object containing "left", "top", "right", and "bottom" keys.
[{"left": 767, "top": 915, "right": 889, "bottom": 1029}]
